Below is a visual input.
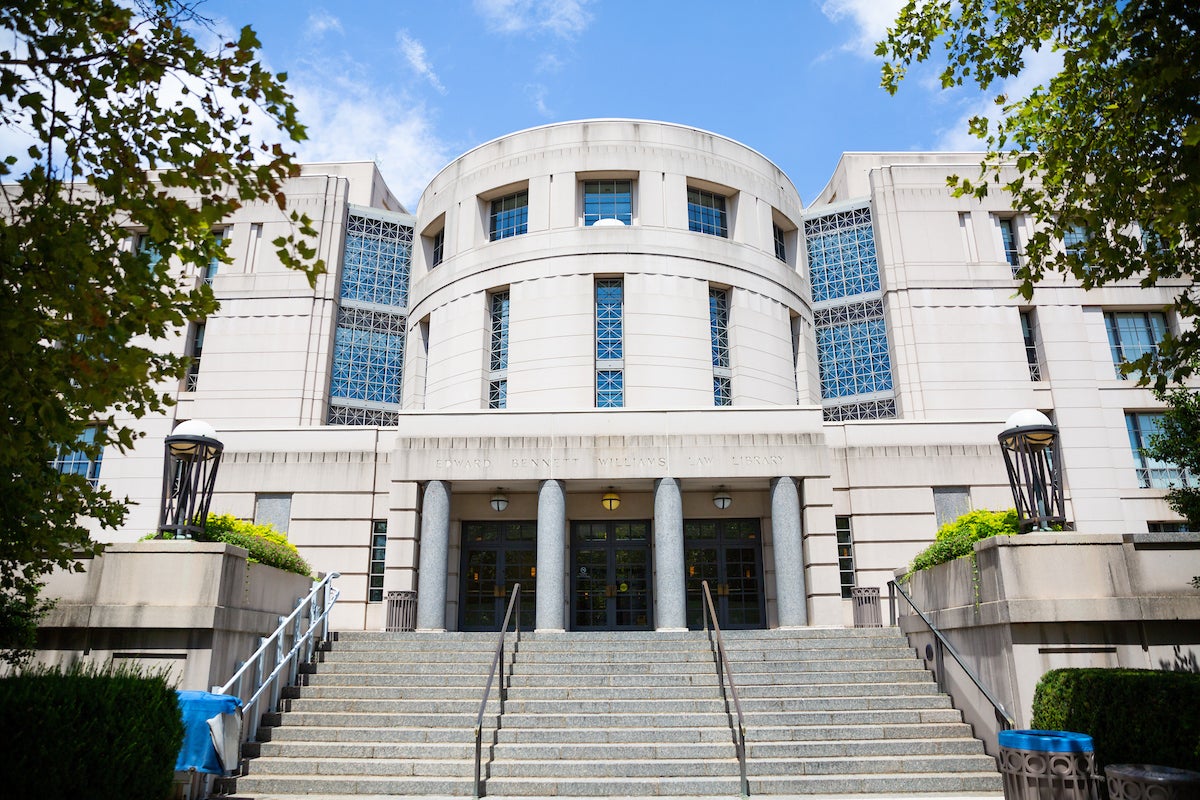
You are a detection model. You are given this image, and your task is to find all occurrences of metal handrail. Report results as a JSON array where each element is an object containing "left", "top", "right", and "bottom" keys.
[
  {"left": 888, "top": 579, "right": 1015, "bottom": 730},
  {"left": 215, "top": 572, "right": 341, "bottom": 746},
  {"left": 701, "top": 581, "right": 749, "bottom": 799},
  {"left": 474, "top": 583, "right": 521, "bottom": 799}
]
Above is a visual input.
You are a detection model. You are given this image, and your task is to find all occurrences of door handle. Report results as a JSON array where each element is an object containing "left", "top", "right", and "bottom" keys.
[
  {"left": 605, "top": 585, "right": 616, "bottom": 598},
  {"left": 493, "top": 584, "right": 504, "bottom": 598},
  {"left": 718, "top": 584, "right": 729, "bottom": 597}
]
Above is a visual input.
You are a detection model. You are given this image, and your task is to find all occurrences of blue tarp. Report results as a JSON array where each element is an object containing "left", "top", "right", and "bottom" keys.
[{"left": 176, "top": 691, "right": 242, "bottom": 775}]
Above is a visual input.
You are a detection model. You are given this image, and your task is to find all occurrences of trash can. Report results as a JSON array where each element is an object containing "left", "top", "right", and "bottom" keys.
[
  {"left": 386, "top": 590, "right": 417, "bottom": 631},
  {"left": 998, "top": 729, "right": 1098, "bottom": 800},
  {"left": 1106, "top": 764, "right": 1200, "bottom": 800},
  {"left": 851, "top": 586, "right": 882, "bottom": 627}
]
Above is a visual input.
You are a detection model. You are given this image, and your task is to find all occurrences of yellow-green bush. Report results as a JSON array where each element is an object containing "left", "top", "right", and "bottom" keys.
[
  {"left": 901, "top": 508, "right": 1019, "bottom": 582},
  {"left": 202, "top": 513, "right": 312, "bottom": 577}
]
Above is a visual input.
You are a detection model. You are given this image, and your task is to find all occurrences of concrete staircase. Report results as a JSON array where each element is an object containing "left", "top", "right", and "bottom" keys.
[{"left": 229, "top": 628, "right": 1002, "bottom": 798}]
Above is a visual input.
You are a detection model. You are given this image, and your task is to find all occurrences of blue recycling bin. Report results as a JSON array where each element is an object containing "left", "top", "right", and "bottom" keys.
[{"left": 998, "top": 729, "right": 1098, "bottom": 800}]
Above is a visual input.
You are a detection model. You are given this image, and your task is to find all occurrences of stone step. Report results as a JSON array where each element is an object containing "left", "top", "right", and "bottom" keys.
[
  {"left": 481, "top": 772, "right": 1002, "bottom": 797},
  {"left": 495, "top": 707, "right": 964, "bottom": 727},
  {"left": 506, "top": 658, "right": 918, "bottom": 675},
  {"left": 749, "top": 772, "right": 1005, "bottom": 796},
  {"left": 246, "top": 756, "right": 471, "bottom": 778},
  {"left": 482, "top": 775, "right": 742, "bottom": 797},
  {"left": 232, "top": 775, "right": 471, "bottom": 796}
]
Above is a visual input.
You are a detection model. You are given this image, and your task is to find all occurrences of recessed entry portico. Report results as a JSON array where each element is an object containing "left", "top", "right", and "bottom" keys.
[{"left": 397, "top": 410, "right": 837, "bottom": 632}]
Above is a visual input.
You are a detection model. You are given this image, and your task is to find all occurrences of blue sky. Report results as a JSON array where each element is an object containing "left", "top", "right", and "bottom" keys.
[{"left": 196, "top": 0, "right": 1010, "bottom": 210}]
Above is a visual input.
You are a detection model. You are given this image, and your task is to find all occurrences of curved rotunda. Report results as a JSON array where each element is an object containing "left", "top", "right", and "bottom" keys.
[{"left": 403, "top": 120, "right": 817, "bottom": 412}]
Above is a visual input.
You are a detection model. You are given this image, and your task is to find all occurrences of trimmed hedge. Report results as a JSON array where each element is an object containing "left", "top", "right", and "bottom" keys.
[
  {"left": 0, "top": 661, "right": 184, "bottom": 799},
  {"left": 902, "top": 508, "right": 1018, "bottom": 582},
  {"left": 202, "top": 513, "right": 312, "bottom": 577},
  {"left": 1031, "top": 668, "right": 1200, "bottom": 771}
]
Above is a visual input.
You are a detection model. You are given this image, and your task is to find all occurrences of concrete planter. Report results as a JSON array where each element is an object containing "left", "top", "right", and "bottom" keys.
[
  {"left": 895, "top": 533, "right": 1200, "bottom": 753},
  {"left": 37, "top": 541, "right": 314, "bottom": 691}
]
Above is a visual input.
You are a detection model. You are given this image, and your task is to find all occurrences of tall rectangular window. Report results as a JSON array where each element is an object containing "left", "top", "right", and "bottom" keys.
[
  {"left": 1105, "top": 311, "right": 1167, "bottom": 378},
  {"left": 806, "top": 206, "right": 896, "bottom": 422},
  {"left": 835, "top": 516, "right": 856, "bottom": 599},
  {"left": 185, "top": 321, "right": 205, "bottom": 391},
  {"left": 328, "top": 210, "right": 412, "bottom": 426},
  {"left": 687, "top": 187, "right": 728, "bottom": 238},
  {"left": 772, "top": 223, "right": 787, "bottom": 262},
  {"left": 53, "top": 425, "right": 104, "bottom": 487},
  {"left": 1020, "top": 310, "right": 1043, "bottom": 381},
  {"left": 998, "top": 217, "right": 1020, "bottom": 273},
  {"left": 584, "top": 180, "right": 632, "bottom": 226},
  {"left": 1064, "top": 224, "right": 1089, "bottom": 264},
  {"left": 490, "top": 190, "right": 528, "bottom": 241},
  {"left": 137, "top": 234, "right": 162, "bottom": 273},
  {"left": 431, "top": 228, "right": 444, "bottom": 268},
  {"left": 1126, "top": 412, "right": 1198, "bottom": 490},
  {"left": 595, "top": 278, "right": 624, "bottom": 407},
  {"left": 489, "top": 290, "right": 510, "bottom": 409},
  {"left": 709, "top": 287, "right": 731, "bottom": 406},
  {"left": 368, "top": 520, "right": 387, "bottom": 602},
  {"left": 204, "top": 230, "right": 224, "bottom": 284}
]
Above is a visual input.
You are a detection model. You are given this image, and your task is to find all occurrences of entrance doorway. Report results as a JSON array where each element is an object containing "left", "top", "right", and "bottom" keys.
[
  {"left": 571, "top": 520, "right": 653, "bottom": 630},
  {"left": 685, "top": 518, "right": 765, "bottom": 629},
  {"left": 459, "top": 520, "right": 536, "bottom": 631}
]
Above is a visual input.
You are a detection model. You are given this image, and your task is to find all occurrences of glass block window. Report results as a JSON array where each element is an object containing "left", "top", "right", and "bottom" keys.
[
  {"left": 431, "top": 228, "right": 444, "bottom": 268},
  {"left": 490, "top": 190, "right": 528, "bottom": 241},
  {"left": 687, "top": 187, "right": 728, "bottom": 238},
  {"left": 815, "top": 300, "right": 893, "bottom": 399},
  {"left": 1105, "top": 311, "right": 1167, "bottom": 378},
  {"left": 773, "top": 223, "right": 786, "bottom": 262},
  {"left": 1126, "top": 412, "right": 1199, "bottom": 490},
  {"left": 584, "top": 180, "right": 632, "bottom": 226},
  {"left": 998, "top": 217, "right": 1020, "bottom": 273},
  {"left": 835, "top": 516, "right": 856, "bottom": 599},
  {"left": 824, "top": 398, "right": 897, "bottom": 422},
  {"left": 710, "top": 287, "right": 731, "bottom": 406},
  {"left": 713, "top": 376, "right": 732, "bottom": 406},
  {"left": 595, "top": 278, "right": 624, "bottom": 408},
  {"left": 805, "top": 207, "right": 880, "bottom": 303},
  {"left": 53, "top": 425, "right": 104, "bottom": 487},
  {"left": 340, "top": 213, "right": 412, "bottom": 308},
  {"left": 328, "top": 405, "right": 399, "bottom": 426},
  {"left": 1021, "top": 310, "right": 1043, "bottom": 381},
  {"left": 596, "top": 280, "right": 623, "bottom": 360},
  {"left": 489, "top": 380, "right": 507, "bottom": 409},
  {"left": 489, "top": 291, "right": 510, "bottom": 372},
  {"left": 329, "top": 211, "right": 412, "bottom": 426},
  {"left": 330, "top": 307, "right": 406, "bottom": 405},
  {"left": 368, "top": 520, "right": 387, "bottom": 602},
  {"left": 488, "top": 290, "right": 510, "bottom": 409},
  {"left": 204, "top": 230, "right": 224, "bottom": 284},
  {"left": 596, "top": 370, "right": 624, "bottom": 408},
  {"left": 185, "top": 321, "right": 205, "bottom": 391}
]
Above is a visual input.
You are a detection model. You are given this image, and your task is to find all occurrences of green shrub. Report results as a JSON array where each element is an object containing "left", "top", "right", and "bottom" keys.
[
  {"left": 202, "top": 513, "right": 312, "bottom": 577},
  {"left": 902, "top": 508, "right": 1018, "bottom": 582},
  {"left": 1031, "top": 668, "right": 1200, "bottom": 771},
  {"left": 0, "top": 661, "right": 184, "bottom": 799}
]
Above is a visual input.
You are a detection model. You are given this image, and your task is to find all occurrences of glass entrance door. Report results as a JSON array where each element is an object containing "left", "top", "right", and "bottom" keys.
[
  {"left": 571, "top": 520, "right": 653, "bottom": 630},
  {"left": 685, "top": 518, "right": 765, "bottom": 629},
  {"left": 459, "top": 520, "right": 536, "bottom": 631}
]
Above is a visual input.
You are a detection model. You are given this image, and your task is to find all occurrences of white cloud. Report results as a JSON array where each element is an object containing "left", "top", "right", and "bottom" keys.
[
  {"left": 305, "top": 10, "right": 343, "bottom": 38},
  {"left": 398, "top": 31, "right": 447, "bottom": 94},
  {"left": 289, "top": 66, "right": 452, "bottom": 210},
  {"left": 475, "top": 0, "right": 593, "bottom": 37},
  {"left": 935, "top": 47, "right": 1064, "bottom": 150},
  {"left": 525, "top": 83, "right": 552, "bottom": 117},
  {"left": 820, "top": 0, "right": 906, "bottom": 57}
]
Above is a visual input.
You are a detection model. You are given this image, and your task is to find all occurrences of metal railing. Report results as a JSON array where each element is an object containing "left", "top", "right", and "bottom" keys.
[
  {"left": 887, "top": 579, "right": 1015, "bottom": 730},
  {"left": 215, "top": 572, "right": 341, "bottom": 746},
  {"left": 474, "top": 584, "right": 522, "bottom": 799},
  {"left": 701, "top": 581, "right": 749, "bottom": 799}
]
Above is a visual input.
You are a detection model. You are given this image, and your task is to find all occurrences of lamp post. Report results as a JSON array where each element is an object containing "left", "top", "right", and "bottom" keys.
[
  {"left": 998, "top": 409, "right": 1067, "bottom": 532},
  {"left": 158, "top": 420, "right": 224, "bottom": 539}
]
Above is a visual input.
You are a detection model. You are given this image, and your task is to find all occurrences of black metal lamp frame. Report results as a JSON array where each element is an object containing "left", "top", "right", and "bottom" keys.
[
  {"left": 157, "top": 432, "right": 224, "bottom": 539},
  {"left": 998, "top": 423, "right": 1067, "bottom": 532}
]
